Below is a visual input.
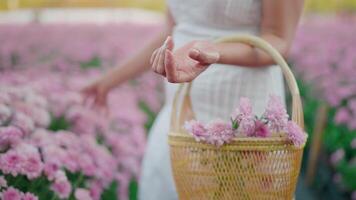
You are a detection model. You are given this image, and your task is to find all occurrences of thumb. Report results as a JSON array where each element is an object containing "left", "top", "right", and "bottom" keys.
[{"left": 189, "top": 48, "right": 220, "bottom": 64}]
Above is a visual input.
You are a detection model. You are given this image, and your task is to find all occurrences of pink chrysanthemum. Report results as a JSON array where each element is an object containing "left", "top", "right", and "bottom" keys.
[
  {"left": 237, "top": 116, "right": 256, "bottom": 136},
  {"left": 51, "top": 171, "right": 72, "bottom": 199},
  {"left": 232, "top": 97, "right": 253, "bottom": 121},
  {"left": 0, "top": 175, "right": 7, "bottom": 188},
  {"left": 0, "top": 126, "right": 23, "bottom": 150},
  {"left": 0, "top": 150, "right": 24, "bottom": 176},
  {"left": 184, "top": 120, "right": 208, "bottom": 142},
  {"left": 254, "top": 120, "right": 271, "bottom": 138},
  {"left": 206, "top": 119, "right": 234, "bottom": 147},
  {"left": 286, "top": 121, "right": 307, "bottom": 147},
  {"left": 264, "top": 95, "right": 289, "bottom": 132},
  {"left": 23, "top": 192, "right": 38, "bottom": 200},
  {"left": 75, "top": 188, "right": 93, "bottom": 200},
  {"left": 1, "top": 187, "right": 23, "bottom": 200}
]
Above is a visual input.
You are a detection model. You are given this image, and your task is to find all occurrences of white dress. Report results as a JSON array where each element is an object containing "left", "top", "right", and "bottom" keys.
[{"left": 139, "top": 0, "right": 285, "bottom": 199}]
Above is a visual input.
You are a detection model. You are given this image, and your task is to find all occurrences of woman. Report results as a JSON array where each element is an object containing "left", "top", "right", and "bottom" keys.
[{"left": 83, "top": 0, "right": 304, "bottom": 199}]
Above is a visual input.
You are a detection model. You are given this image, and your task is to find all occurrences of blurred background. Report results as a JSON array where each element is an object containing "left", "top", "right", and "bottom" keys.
[{"left": 0, "top": 0, "right": 355, "bottom": 200}]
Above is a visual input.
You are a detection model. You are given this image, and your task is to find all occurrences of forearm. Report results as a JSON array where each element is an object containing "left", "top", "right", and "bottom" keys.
[
  {"left": 215, "top": 34, "right": 289, "bottom": 67},
  {"left": 101, "top": 30, "right": 169, "bottom": 90}
]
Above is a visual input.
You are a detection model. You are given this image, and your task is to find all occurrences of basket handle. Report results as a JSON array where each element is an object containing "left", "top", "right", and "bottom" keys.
[{"left": 170, "top": 34, "right": 304, "bottom": 134}]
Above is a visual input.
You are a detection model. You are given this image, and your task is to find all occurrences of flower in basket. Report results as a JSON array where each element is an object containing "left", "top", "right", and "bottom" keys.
[{"left": 185, "top": 96, "right": 307, "bottom": 147}]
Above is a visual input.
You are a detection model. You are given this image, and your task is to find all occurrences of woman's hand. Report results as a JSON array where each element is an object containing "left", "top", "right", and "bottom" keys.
[
  {"left": 81, "top": 78, "right": 110, "bottom": 108},
  {"left": 151, "top": 36, "right": 220, "bottom": 83}
]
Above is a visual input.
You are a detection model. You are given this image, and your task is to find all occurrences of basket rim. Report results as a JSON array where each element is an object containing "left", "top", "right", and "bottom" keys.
[{"left": 169, "top": 132, "right": 305, "bottom": 150}]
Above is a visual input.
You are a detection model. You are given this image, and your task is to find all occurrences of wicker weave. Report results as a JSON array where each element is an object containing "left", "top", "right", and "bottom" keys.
[{"left": 168, "top": 35, "right": 305, "bottom": 200}]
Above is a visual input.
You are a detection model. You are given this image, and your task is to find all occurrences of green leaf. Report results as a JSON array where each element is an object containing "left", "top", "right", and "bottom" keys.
[
  {"left": 80, "top": 57, "right": 102, "bottom": 69},
  {"left": 49, "top": 115, "right": 71, "bottom": 131},
  {"left": 101, "top": 181, "right": 118, "bottom": 200},
  {"left": 129, "top": 179, "right": 138, "bottom": 200}
]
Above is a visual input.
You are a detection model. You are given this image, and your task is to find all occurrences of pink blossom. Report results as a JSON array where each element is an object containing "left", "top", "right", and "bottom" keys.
[
  {"left": 351, "top": 138, "right": 356, "bottom": 149},
  {"left": 75, "top": 188, "right": 93, "bottom": 200},
  {"left": 237, "top": 116, "right": 256, "bottom": 136},
  {"left": 0, "top": 103, "right": 12, "bottom": 124},
  {"left": 89, "top": 180, "right": 104, "bottom": 200},
  {"left": 21, "top": 154, "right": 43, "bottom": 179},
  {"left": 330, "top": 149, "right": 345, "bottom": 166},
  {"left": 206, "top": 119, "right": 234, "bottom": 147},
  {"left": 263, "top": 95, "right": 288, "bottom": 132},
  {"left": 334, "top": 107, "right": 351, "bottom": 125},
  {"left": 184, "top": 120, "right": 208, "bottom": 142},
  {"left": 0, "top": 150, "right": 24, "bottom": 176},
  {"left": 0, "top": 126, "right": 23, "bottom": 150},
  {"left": 286, "top": 121, "right": 307, "bottom": 148},
  {"left": 352, "top": 191, "right": 356, "bottom": 200},
  {"left": 232, "top": 97, "right": 253, "bottom": 120},
  {"left": 1, "top": 187, "right": 23, "bottom": 200},
  {"left": 254, "top": 120, "right": 271, "bottom": 138},
  {"left": 0, "top": 175, "right": 7, "bottom": 188},
  {"left": 43, "top": 161, "right": 60, "bottom": 181},
  {"left": 22, "top": 192, "right": 38, "bottom": 200},
  {"left": 51, "top": 171, "right": 72, "bottom": 199},
  {"left": 11, "top": 112, "right": 35, "bottom": 136}
]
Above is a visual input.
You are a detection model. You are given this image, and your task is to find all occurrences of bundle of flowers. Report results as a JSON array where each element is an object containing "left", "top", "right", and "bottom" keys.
[{"left": 185, "top": 96, "right": 307, "bottom": 148}]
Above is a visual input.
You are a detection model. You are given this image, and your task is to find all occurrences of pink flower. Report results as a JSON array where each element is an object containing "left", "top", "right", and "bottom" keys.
[
  {"left": 351, "top": 138, "right": 356, "bottom": 149},
  {"left": 254, "top": 120, "right": 271, "bottom": 138},
  {"left": 75, "top": 188, "right": 93, "bottom": 200},
  {"left": 330, "top": 149, "right": 345, "bottom": 166},
  {"left": 12, "top": 112, "right": 35, "bottom": 136},
  {"left": 206, "top": 119, "right": 234, "bottom": 147},
  {"left": 352, "top": 191, "right": 356, "bottom": 200},
  {"left": 0, "top": 103, "right": 11, "bottom": 124},
  {"left": 237, "top": 116, "right": 256, "bottom": 136},
  {"left": 23, "top": 192, "right": 38, "bottom": 200},
  {"left": 232, "top": 97, "right": 253, "bottom": 120},
  {"left": 43, "top": 161, "right": 60, "bottom": 181},
  {"left": 1, "top": 187, "right": 23, "bottom": 200},
  {"left": 286, "top": 121, "right": 307, "bottom": 147},
  {"left": 22, "top": 154, "right": 43, "bottom": 179},
  {"left": 0, "top": 126, "right": 23, "bottom": 150},
  {"left": 184, "top": 120, "right": 208, "bottom": 142},
  {"left": 88, "top": 180, "right": 104, "bottom": 200},
  {"left": 334, "top": 107, "right": 351, "bottom": 125},
  {"left": 263, "top": 95, "right": 288, "bottom": 132},
  {"left": 51, "top": 178, "right": 72, "bottom": 199},
  {"left": 0, "top": 150, "right": 24, "bottom": 176},
  {"left": 0, "top": 175, "right": 7, "bottom": 188}
]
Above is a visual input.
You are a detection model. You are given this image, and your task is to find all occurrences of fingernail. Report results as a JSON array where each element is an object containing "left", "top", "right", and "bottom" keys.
[{"left": 191, "top": 49, "right": 200, "bottom": 56}]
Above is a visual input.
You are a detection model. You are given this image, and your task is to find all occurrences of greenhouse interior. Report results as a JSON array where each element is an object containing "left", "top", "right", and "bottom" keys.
[{"left": 0, "top": 0, "right": 355, "bottom": 200}]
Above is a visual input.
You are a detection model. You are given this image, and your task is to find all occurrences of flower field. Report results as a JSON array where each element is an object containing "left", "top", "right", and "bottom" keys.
[
  {"left": 291, "top": 15, "right": 356, "bottom": 200},
  {"left": 0, "top": 23, "right": 162, "bottom": 200},
  {"left": 0, "top": 13, "right": 355, "bottom": 200}
]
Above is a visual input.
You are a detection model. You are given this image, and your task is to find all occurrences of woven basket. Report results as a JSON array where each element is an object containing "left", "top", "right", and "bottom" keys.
[{"left": 168, "top": 35, "right": 305, "bottom": 200}]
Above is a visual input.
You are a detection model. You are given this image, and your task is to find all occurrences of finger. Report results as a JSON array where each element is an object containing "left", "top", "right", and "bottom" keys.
[
  {"left": 157, "top": 43, "right": 168, "bottom": 76},
  {"left": 189, "top": 49, "right": 220, "bottom": 64},
  {"left": 165, "top": 49, "right": 178, "bottom": 83},
  {"left": 166, "top": 36, "right": 174, "bottom": 51},
  {"left": 152, "top": 47, "right": 164, "bottom": 74},
  {"left": 150, "top": 49, "right": 159, "bottom": 65}
]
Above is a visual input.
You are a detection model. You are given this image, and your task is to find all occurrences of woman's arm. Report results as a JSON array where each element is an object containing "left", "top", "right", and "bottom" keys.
[
  {"left": 150, "top": 0, "right": 304, "bottom": 83},
  {"left": 82, "top": 9, "right": 175, "bottom": 106},
  {"left": 211, "top": 0, "right": 305, "bottom": 67},
  {"left": 100, "top": 10, "right": 175, "bottom": 89}
]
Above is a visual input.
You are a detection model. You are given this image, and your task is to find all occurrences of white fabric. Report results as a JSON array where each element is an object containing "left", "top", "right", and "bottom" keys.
[{"left": 139, "top": 0, "right": 285, "bottom": 199}]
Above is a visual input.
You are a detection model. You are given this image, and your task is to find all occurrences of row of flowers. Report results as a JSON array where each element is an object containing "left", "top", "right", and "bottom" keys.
[
  {"left": 0, "top": 23, "right": 162, "bottom": 200},
  {"left": 291, "top": 15, "right": 356, "bottom": 199},
  {"left": 185, "top": 96, "right": 307, "bottom": 148}
]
